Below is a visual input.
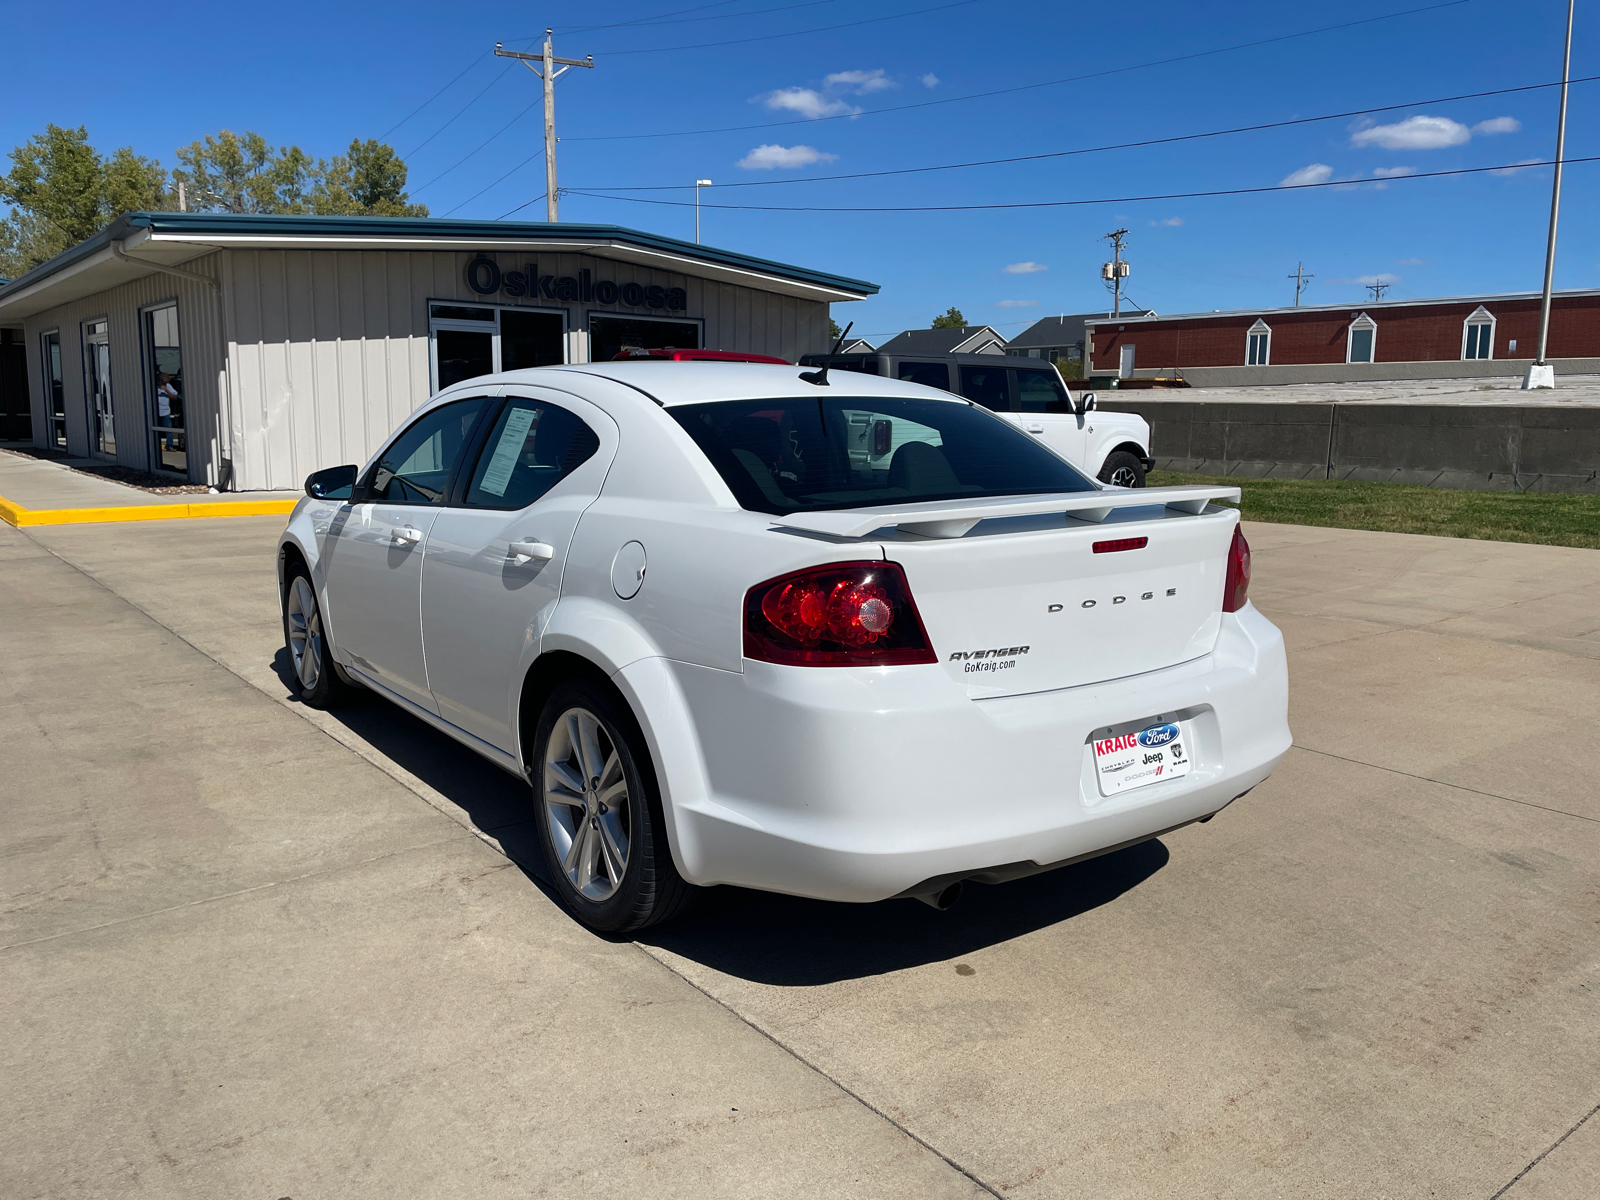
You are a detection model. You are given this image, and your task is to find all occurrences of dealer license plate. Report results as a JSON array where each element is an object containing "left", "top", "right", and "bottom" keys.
[{"left": 1093, "top": 720, "right": 1193, "bottom": 796}]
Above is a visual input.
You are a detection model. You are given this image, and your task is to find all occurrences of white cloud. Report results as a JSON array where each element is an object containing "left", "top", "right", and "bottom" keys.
[
  {"left": 1372, "top": 166, "right": 1416, "bottom": 178},
  {"left": 1004, "top": 261, "right": 1048, "bottom": 274},
  {"left": 737, "top": 144, "right": 838, "bottom": 170},
  {"left": 1473, "top": 116, "right": 1521, "bottom": 135},
  {"left": 921, "top": 73, "right": 940, "bottom": 88},
  {"left": 1281, "top": 163, "right": 1334, "bottom": 187},
  {"left": 994, "top": 299, "right": 1040, "bottom": 308},
  {"left": 1491, "top": 158, "right": 1544, "bottom": 177},
  {"left": 761, "top": 87, "right": 859, "bottom": 119},
  {"left": 1350, "top": 115, "right": 1470, "bottom": 150},
  {"left": 825, "top": 68, "right": 894, "bottom": 94},
  {"left": 1148, "top": 216, "right": 1183, "bottom": 226}
]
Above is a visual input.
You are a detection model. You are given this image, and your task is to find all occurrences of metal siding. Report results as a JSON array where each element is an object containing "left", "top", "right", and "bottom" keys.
[{"left": 17, "top": 253, "right": 225, "bottom": 482}]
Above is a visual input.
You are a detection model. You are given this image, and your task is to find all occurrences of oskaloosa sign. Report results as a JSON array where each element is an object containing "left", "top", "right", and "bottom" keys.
[{"left": 465, "top": 257, "right": 688, "bottom": 311}]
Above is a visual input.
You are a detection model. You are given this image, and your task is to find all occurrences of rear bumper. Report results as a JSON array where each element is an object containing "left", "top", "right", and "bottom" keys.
[{"left": 623, "top": 603, "right": 1290, "bottom": 903}]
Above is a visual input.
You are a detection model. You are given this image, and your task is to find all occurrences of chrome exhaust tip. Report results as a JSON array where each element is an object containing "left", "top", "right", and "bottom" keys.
[{"left": 915, "top": 881, "right": 963, "bottom": 911}]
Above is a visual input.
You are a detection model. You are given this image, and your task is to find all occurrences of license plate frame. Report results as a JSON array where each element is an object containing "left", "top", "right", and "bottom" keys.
[{"left": 1092, "top": 719, "right": 1194, "bottom": 796}]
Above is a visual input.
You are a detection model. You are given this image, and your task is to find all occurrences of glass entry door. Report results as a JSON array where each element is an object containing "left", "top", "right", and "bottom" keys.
[
  {"left": 43, "top": 331, "right": 66, "bottom": 448},
  {"left": 429, "top": 303, "right": 566, "bottom": 393},
  {"left": 142, "top": 304, "right": 186, "bottom": 475},
  {"left": 83, "top": 319, "right": 114, "bottom": 457}
]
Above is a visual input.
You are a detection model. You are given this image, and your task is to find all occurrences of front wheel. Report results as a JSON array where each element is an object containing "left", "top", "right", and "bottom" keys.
[
  {"left": 532, "top": 679, "right": 696, "bottom": 933},
  {"left": 1098, "top": 450, "right": 1147, "bottom": 488},
  {"left": 282, "top": 569, "right": 348, "bottom": 709}
]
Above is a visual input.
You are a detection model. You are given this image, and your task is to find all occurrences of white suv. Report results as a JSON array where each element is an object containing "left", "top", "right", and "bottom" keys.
[{"left": 280, "top": 362, "right": 1289, "bottom": 932}]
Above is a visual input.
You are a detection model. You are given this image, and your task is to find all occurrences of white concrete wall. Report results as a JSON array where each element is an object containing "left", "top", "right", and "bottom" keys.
[{"left": 21, "top": 254, "right": 227, "bottom": 484}]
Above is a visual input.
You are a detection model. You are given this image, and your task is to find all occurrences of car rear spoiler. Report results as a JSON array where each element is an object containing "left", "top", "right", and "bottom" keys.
[{"left": 770, "top": 484, "right": 1242, "bottom": 539}]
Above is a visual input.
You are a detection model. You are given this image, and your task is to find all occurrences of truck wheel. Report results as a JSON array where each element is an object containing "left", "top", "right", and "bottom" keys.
[{"left": 1099, "top": 451, "right": 1146, "bottom": 488}]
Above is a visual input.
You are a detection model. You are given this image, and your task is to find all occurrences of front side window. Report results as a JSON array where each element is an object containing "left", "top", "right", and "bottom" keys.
[
  {"left": 1348, "top": 314, "right": 1376, "bottom": 363},
  {"left": 1462, "top": 308, "right": 1494, "bottom": 360},
  {"left": 361, "top": 397, "right": 488, "bottom": 504},
  {"left": 1246, "top": 320, "right": 1271, "bottom": 366},
  {"left": 669, "top": 395, "right": 1096, "bottom": 516},
  {"left": 463, "top": 398, "right": 600, "bottom": 510},
  {"left": 958, "top": 364, "right": 1010, "bottom": 411},
  {"left": 1015, "top": 368, "right": 1072, "bottom": 413}
]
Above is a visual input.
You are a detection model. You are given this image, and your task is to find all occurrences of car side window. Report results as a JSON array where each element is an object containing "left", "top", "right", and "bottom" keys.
[
  {"left": 361, "top": 397, "right": 488, "bottom": 504},
  {"left": 959, "top": 364, "right": 1011, "bottom": 411},
  {"left": 462, "top": 397, "right": 600, "bottom": 510},
  {"left": 1015, "top": 369, "right": 1072, "bottom": 414},
  {"left": 896, "top": 360, "right": 951, "bottom": 390}
]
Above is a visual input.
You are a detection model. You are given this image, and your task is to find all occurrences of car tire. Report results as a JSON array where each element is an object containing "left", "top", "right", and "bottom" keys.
[
  {"left": 1098, "top": 450, "right": 1147, "bottom": 488},
  {"left": 531, "top": 678, "right": 697, "bottom": 933},
  {"left": 282, "top": 568, "right": 348, "bottom": 709}
]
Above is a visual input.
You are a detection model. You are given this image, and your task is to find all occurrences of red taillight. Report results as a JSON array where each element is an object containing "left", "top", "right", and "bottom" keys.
[
  {"left": 1222, "top": 525, "right": 1252, "bottom": 612},
  {"left": 1093, "top": 536, "right": 1148, "bottom": 554},
  {"left": 744, "top": 561, "right": 937, "bottom": 666}
]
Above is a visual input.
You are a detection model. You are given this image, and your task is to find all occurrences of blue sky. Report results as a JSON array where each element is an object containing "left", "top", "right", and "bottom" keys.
[{"left": 3, "top": 0, "right": 1593, "bottom": 343}]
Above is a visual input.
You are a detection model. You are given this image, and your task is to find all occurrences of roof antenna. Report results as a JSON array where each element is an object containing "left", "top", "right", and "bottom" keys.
[{"left": 800, "top": 321, "right": 852, "bottom": 386}]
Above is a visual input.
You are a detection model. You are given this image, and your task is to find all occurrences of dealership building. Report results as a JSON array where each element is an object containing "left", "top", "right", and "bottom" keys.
[
  {"left": 0, "top": 212, "right": 876, "bottom": 491},
  {"left": 1088, "top": 291, "right": 1600, "bottom": 387}
]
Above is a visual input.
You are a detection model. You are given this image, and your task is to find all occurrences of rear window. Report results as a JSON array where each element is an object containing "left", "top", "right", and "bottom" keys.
[{"left": 669, "top": 395, "right": 1096, "bottom": 516}]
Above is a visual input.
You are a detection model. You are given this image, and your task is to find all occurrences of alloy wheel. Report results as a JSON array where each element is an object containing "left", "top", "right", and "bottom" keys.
[
  {"left": 285, "top": 577, "right": 323, "bottom": 691},
  {"left": 1108, "top": 465, "right": 1140, "bottom": 487},
  {"left": 543, "top": 707, "right": 632, "bottom": 901}
]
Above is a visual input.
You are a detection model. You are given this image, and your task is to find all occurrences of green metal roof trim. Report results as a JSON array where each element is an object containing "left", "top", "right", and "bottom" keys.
[{"left": 0, "top": 212, "right": 879, "bottom": 303}]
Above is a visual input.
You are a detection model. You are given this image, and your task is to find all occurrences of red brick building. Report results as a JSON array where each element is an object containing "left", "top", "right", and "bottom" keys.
[{"left": 1087, "top": 290, "right": 1600, "bottom": 383}]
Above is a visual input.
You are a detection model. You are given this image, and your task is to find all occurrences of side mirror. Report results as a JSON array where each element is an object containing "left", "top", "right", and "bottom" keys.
[
  {"left": 1074, "top": 393, "right": 1098, "bottom": 418},
  {"left": 305, "top": 464, "right": 357, "bottom": 500}
]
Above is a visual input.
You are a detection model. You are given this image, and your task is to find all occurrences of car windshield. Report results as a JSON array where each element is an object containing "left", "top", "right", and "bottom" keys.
[{"left": 669, "top": 395, "right": 1096, "bottom": 515}]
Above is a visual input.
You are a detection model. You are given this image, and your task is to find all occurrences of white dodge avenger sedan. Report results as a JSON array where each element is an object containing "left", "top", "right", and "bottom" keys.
[{"left": 280, "top": 362, "right": 1290, "bottom": 932}]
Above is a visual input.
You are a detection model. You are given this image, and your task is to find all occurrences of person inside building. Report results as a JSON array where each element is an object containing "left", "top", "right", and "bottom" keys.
[{"left": 156, "top": 373, "right": 180, "bottom": 449}]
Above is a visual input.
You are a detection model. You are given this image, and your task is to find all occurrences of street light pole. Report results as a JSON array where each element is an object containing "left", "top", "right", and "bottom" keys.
[
  {"left": 1525, "top": 0, "right": 1575, "bottom": 390},
  {"left": 695, "top": 180, "right": 713, "bottom": 243}
]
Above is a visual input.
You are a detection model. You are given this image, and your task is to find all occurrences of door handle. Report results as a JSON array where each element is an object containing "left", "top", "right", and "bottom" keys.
[
  {"left": 1025, "top": 423, "right": 1045, "bottom": 434},
  {"left": 392, "top": 525, "right": 423, "bottom": 546},
  {"left": 510, "top": 538, "right": 555, "bottom": 563}
]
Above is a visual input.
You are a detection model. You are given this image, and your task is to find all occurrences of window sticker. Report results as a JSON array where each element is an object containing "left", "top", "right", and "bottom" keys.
[{"left": 479, "top": 406, "right": 537, "bottom": 497}]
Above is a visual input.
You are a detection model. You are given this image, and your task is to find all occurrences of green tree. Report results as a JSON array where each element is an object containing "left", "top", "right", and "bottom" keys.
[
  {"left": 0, "top": 124, "right": 170, "bottom": 277},
  {"left": 173, "top": 131, "right": 316, "bottom": 214},
  {"left": 828, "top": 317, "right": 843, "bottom": 341},
  {"left": 311, "top": 139, "right": 428, "bottom": 217},
  {"left": 930, "top": 307, "right": 967, "bottom": 329}
]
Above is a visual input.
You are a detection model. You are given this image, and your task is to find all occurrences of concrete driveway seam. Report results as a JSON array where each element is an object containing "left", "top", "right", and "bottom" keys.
[
  {"left": 1489, "top": 1099, "right": 1600, "bottom": 1199},
  {"left": 0, "top": 834, "right": 472, "bottom": 954},
  {"left": 15, "top": 524, "right": 510, "bottom": 854},
  {"left": 1291, "top": 744, "right": 1600, "bottom": 826},
  {"left": 632, "top": 941, "right": 1007, "bottom": 1200}
]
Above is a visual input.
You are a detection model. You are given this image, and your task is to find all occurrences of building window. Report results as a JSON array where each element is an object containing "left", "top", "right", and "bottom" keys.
[
  {"left": 142, "top": 303, "right": 186, "bottom": 476},
  {"left": 1347, "top": 312, "right": 1376, "bottom": 364},
  {"left": 41, "top": 329, "right": 66, "bottom": 448},
  {"left": 1462, "top": 306, "right": 1495, "bottom": 360},
  {"left": 428, "top": 301, "right": 567, "bottom": 393},
  {"left": 1246, "top": 319, "right": 1271, "bottom": 366},
  {"left": 82, "top": 318, "right": 115, "bottom": 457},
  {"left": 588, "top": 314, "right": 702, "bottom": 364}
]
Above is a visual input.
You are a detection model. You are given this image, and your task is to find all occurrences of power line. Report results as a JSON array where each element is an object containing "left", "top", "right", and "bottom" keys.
[
  {"left": 557, "top": 0, "right": 841, "bottom": 35},
  {"left": 404, "top": 64, "right": 521, "bottom": 159},
  {"left": 498, "top": 193, "right": 549, "bottom": 221},
  {"left": 563, "top": 155, "right": 1593, "bottom": 213},
  {"left": 583, "top": 0, "right": 980, "bottom": 57},
  {"left": 575, "top": 75, "right": 1599, "bottom": 192},
  {"left": 412, "top": 98, "right": 543, "bottom": 196},
  {"left": 379, "top": 51, "right": 492, "bottom": 141},
  {"left": 563, "top": 0, "right": 1474, "bottom": 139}
]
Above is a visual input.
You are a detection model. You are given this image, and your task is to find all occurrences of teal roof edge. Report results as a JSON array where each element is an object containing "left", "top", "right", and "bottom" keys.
[{"left": 0, "top": 212, "right": 879, "bottom": 304}]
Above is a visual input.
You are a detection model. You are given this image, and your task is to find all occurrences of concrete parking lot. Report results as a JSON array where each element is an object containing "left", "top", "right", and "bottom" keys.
[{"left": 3, "top": 510, "right": 1597, "bottom": 1198}]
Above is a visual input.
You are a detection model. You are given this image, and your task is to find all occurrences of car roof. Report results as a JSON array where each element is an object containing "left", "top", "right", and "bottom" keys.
[{"left": 493, "top": 361, "right": 970, "bottom": 407}]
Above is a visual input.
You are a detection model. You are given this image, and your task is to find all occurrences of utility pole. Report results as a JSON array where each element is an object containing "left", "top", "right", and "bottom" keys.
[
  {"left": 1100, "top": 228, "right": 1130, "bottom": 317},
  {"left": 495, "top": 32, "right": 595, "bottom": 223},
  {"left": 1289, "top": 262, "right": 1313, "bottom": 306},
  {"left": 1365, "top": 280, "right": 1391, "bottom": 302},
  {"left": 1526, "top": 0, "right": 1575, "bottom": 389},
  {"left": 695, "top": 180, "right": 713, "bottom": 243}
]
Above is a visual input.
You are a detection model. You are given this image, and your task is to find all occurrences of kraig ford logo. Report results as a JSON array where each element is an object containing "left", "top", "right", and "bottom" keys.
[{"left": 1136, "top": 723, "right": 1180, "bottom": 748}]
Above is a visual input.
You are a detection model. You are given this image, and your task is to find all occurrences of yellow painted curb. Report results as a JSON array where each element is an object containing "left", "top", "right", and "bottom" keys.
[{"left": 0, "top": 494, "right": 297, "bottom": 528}]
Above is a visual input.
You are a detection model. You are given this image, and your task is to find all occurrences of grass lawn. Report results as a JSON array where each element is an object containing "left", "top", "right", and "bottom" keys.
[{"left": 1148, "top": 471, "right": 1600, "bottom": 550}]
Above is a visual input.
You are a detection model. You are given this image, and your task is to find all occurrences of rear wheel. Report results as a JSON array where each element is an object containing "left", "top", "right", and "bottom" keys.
[
  {"left": 1099, "top": 450, "right": 1147, "bottom": 488},
  {"left": 282, "top": 569, "right": 348, "bottom": 709},
  {"left": 532, "top": 678, "right": 696, "bottom": 933}
]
